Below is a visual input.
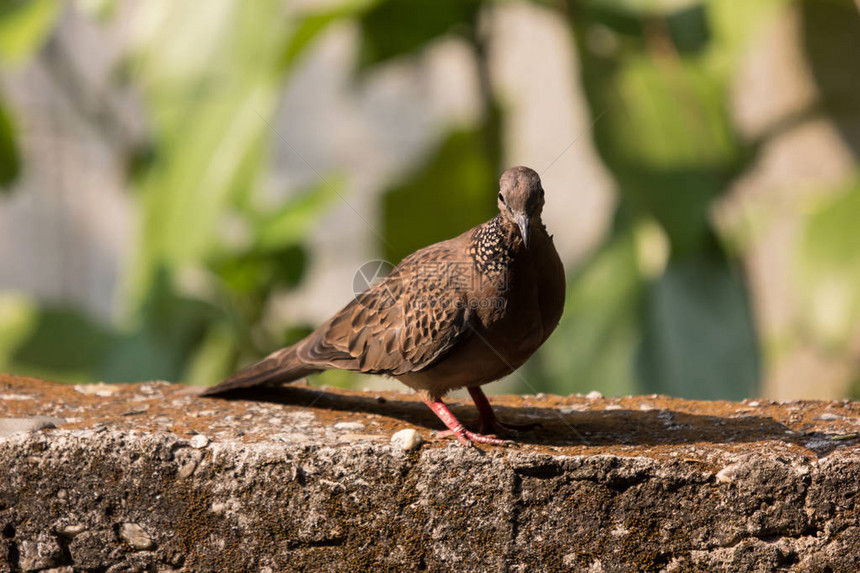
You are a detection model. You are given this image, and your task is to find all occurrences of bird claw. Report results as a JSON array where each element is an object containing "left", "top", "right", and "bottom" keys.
[
  {"left": 442, "top": 417, "right": 539, "bottom": 437},
  {"left": 436, "top": 429, "right": 511, "bottom": 446},
  {"left": 436, "top": 418, "right": 540, "bottom": 446}
]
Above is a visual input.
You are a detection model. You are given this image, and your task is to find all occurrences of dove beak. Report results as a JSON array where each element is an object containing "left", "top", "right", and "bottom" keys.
[{"left": 515, "top": 214, "right": 530, "bottom": 249}]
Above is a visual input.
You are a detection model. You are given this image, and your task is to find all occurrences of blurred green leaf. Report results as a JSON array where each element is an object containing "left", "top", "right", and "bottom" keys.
[
  {"left": 582, "top": 0, "right": 703, "bottom": 17},
  {"left": 212, "top": 181, "right": 336, "bottom": 297},
  {"left": 706, "top": 0, "right": 786, "bottom": 67},
  {"left": 101, "top": 269, "right": 222, "bottom": 382},
  {"left": 578, "top": 1, "right": 711, "bottom": 54},
  {"left": 579, "top": 4, "right": 644, "bottom": 39},
  {"left": 0, "top": 0, "right": 61, "bottom": 64},
  {"left": 126, "top": 0, "right": 296, "bottom": 307},
  {"left": 0, "top": 100, "right": 21, "bottom": 188},
  {"left": 10, "top": 307, "right": 118, "bottom": 382},
  {"left": 76, "top": 0, "right": 116, "bottom": 20},
  {"left": 283, "top": 325, "right": 314, "bottom": 347},
  {"left": 138, "top": 269, "right": 220, "bottom": 342},
  {"left": 0, "top": 293, "right": 36, "bottom": 372},
  {"left": 0, "top": 98, "right": 20, "bottom": 188},
  {"left": 357, "top": 0, "right": 480, "bottom": 70},
  {"left": 382, "top": 126, "right": 499, "bottom": 263},
  {"left": 637, "top": 259, "right": 759, "bottom": 399},
  {"left": 131, "top": 82, "right": 279, "bottom": 302},
  {"left": 800, "top": 0, "right": 860, "bottom": 153},
  {"left": 796, "top": 180, "right": 860, "bottom": 349},
  {"left": 573, "top": 0, "right": 756, "bottom": 258},
  {"left": 280, "top": 0, "right": 374, "bottom": 72},
  {"left": 211, "top": 253, "right": 271, "bottom": 297},
  {"left": 126, "top": 0, "right": 348, "bottom": 315},
  {"left": 269, "top": 245, "right": 307, "bottom": 287},
  {"left": 666, "top": 4, "right": 710, "bottom": 55},
  {"left": 253, "top": 181, "right": 341, "bottom": 250},
  {"left": 97, "top": 328, "right": 180, "bottom": 383},
  {"left": 212, "top": 245, "right": 307, "bottom": 296},
  {"left": 182, "top": 322, "right": 238, "bottom": 386},
  {"left": 611, "top": 61, "right": 738, "bottom": 168}
]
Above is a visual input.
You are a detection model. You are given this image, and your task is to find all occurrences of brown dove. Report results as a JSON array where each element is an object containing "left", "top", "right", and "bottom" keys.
[{"left": 201, "top": 166, "right": 566, "bottom": 445}]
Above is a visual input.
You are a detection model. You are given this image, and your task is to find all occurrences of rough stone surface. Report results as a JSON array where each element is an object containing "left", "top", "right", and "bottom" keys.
[{"left": 2, "top": 375, "right": 860, "bottom": 571}]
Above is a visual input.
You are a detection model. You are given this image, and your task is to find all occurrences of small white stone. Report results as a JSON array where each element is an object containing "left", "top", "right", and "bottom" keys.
[
  {"left": 18, "top": 534, "right": 62, "bottom": 571},
  {"left": 73, "top": 382, "right": 120, "bottom": 396},
  {"left": 274, "top": 433, "right": 310, "bottom": 443},
  {"left": 604, "top": 404, "right": 622, "bottom": 411},
  {"left": 390, "top": 429, "right": 423, "bottom": 451},
  {"left": 0, "top": 394, "right": 33, "bottom": 400},
  {"left": 747, "top": 401, "right": 761, "bottom": 407},
  {"left": 815, "top": 413, "right": 842, "bottom": 421},
  {"left": 119, "top": 523, "right": 153, "bottom": 550},
  {"left": 560, "top": 405, "right": 586, "bottom": 414},
  {"left": 715, "top": 464, "right": 741, "bottom": 483},
  {"left": 333, "top": 422, "right": 365, "bottom": 431},
  {"left": 60, "top": 524, "right": 86, "bottom": 537},
  {"left": 178, "top": 459, "right": 198, "bottom": 479},
  {"left": 639, "top": 403, "right": 655, "bottom": 411},
  {"left": 189, "top": 434, "right": 209, "bottom": 449},
  {"left": 585, "top": 390, "right": 603, "bottom": 400}
]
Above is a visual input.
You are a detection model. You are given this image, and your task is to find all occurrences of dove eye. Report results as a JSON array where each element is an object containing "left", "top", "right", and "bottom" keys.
[{"left": 498, "top": 193, "right": 505, "bottom": 203}]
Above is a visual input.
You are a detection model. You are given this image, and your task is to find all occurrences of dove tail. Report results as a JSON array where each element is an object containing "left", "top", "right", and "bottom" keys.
[{"left": 200, "top": 346, "right": 319, "bottom": 396}]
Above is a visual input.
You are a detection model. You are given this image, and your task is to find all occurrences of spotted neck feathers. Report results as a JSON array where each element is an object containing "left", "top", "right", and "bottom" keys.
[{"left": 468, "top": 215, "right": 520, "bottom": 280}]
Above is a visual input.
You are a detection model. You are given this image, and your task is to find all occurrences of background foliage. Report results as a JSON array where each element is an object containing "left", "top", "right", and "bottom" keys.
[{"left": 1, "top": 0, "right": 859, "bottom": 399}]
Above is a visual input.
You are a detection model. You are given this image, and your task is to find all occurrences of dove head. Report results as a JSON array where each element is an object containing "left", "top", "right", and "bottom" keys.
[{"left": 497, "top": 166, "right": 545, "bottom": 248}]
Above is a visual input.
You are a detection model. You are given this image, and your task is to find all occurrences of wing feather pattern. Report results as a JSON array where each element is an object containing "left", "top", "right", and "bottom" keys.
[{"left": 296, "top": 244, "right": 471, "bottom": 375}]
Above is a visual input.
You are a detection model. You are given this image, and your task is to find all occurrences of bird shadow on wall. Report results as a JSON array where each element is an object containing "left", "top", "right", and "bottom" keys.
[{"left": 209, "top": 385, "right": 844, "bottom": 456}]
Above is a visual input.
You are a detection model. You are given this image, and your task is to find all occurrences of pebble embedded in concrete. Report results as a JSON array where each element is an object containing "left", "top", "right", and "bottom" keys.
[
  {"left": 333, "top": 422, "right": 365, "bottom": 431},
  {"left": 189, "top": 434, "right": 209, "bottom": 449},
  {"left": 120, "top": 522, "right": 154, "bottom": 550},
  {"left": 60, "top": 524, "right": 87, "bottom": 537},
  {"left": 73, "top": 383, "right": 120, "bottom": 397},
  {"left": 560, "top": 406, "right": 585, "bottom": 414},
  {"left": 715, "top": 463, "right": 742, "bottom": 484},
  {"left": 586, "top": 390, "right": 603, "bottom": 400},
  {"left": 177, "top": 459, "right": 198, "bottom": 479},
  {"left": 18, "top": 534, "right": 63, "bottom": 571},
  {"left": 390, "top": 428, "right": 423, "bottom": 451}
]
